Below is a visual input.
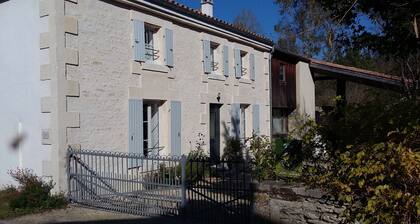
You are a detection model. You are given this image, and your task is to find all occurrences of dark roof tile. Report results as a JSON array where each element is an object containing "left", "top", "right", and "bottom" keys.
[{"left": 143, "top": 0, "right": 273, "bottom": 46}]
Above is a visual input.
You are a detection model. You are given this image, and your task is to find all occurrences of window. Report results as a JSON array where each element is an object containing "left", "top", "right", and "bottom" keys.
[
  {"left": 272, "top": 108, "right": 288, "bottom": 137},
  {"left": 143, "top": 102, "right": 161, "bottom": 157},
  {"left": 240, "top": 51, "right": 248, "bottom": 76},
  {"left": 133, "top": 20, "right": 173, "bottom": 66},
  {"left": 279, "top": 64, "right": 286, "bottom": 82},
  {"left": 210, "top": 42, "right": 220, "bottom": 71},
  {"left": 144, "top": 24, "right": 160, "bottom": 62},
  {"left": 240, "top": 105, "right": 247, "bottom": 141}
]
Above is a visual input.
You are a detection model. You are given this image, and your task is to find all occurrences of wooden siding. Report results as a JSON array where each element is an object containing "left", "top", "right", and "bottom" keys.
[{"left": 271, "top": 58, "right": 297, "bottom": 110}]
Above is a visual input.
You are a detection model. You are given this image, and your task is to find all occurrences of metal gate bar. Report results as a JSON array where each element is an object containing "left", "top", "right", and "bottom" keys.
[
  {"left": 67, "top": 149, "right": 253, "bottom": 223},
  {"left": 186, "top": 159, "right": 253, "bottom": 224},
  {"left": 67, "top": 148, "right": 186, "bottom": 216}
]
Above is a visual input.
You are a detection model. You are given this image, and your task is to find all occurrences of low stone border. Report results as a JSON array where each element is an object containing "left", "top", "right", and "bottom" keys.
[{"left": 253, "top": 181, "right": 345, "bottom": 224}]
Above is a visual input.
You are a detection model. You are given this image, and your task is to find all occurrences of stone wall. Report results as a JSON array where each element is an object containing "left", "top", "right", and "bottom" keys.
[
  {"left": 65, "top": 0, "right": 272, "bottom": 155},
  {"left": 253, "top": 181, "right": 344, "bottom": 224}
]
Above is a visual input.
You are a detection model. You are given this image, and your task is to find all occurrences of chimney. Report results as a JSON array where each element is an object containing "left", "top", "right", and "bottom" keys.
[{"left": 201, "top": 0, "right": 213, "bottom": 17}]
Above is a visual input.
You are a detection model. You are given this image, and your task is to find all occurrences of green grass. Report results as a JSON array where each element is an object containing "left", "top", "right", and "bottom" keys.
[{"left": 274, "top": 163, "right": 303, "bottom": 182}]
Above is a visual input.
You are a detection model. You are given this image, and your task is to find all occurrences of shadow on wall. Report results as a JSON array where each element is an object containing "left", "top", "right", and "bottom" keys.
[
  {"left": 223, "top": 115, "right": 240, "bottom": 141},
  {"left": 221, "top": 117, "right": 251, "bottom": 161},
  {"left": 221, "top": 115, "right": 254, "bottom": 162}
]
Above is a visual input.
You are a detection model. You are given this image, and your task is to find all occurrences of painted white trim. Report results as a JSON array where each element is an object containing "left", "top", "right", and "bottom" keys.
[{"left": 114, "top": 0, "right": 273, "bottom": 50}]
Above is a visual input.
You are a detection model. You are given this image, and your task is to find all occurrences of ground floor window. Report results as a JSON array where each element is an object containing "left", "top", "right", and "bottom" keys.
[
  {"left": 240, "top": 105, "right": 247, "bottom": 141},
  {"left": 143, "top": 102, "right": 160, "bottom": 157},
  {"left": 272, "top": 108, "right": 289, "bottom": 137}
]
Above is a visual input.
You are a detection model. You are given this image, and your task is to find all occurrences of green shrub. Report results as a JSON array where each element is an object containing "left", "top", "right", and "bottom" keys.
[
  {"left": 0, "top": 186, "right": 19, "bottom": 202},
  {"left": 301, "top": 98, "right": 420, "bottom": 224},
  {"left": 249, "top": 135, "right": 275, "bottom": 180},
  {"left": 7, "top": 169, "right": 67, "bottom": 211},
  {"left": 185, "top": 147, "right": 210, "bottom": 184},
  {"left": 0, "top": 186, "right": 20, "bottom": 219},
  {"left": 249, "top": 135, "right": 302, "bottom": 181}
]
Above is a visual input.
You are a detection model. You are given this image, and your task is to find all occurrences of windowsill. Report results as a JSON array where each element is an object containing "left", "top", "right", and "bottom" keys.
[
  {"left": 141, "top": 62, "right": 169, "bottom": 73},
  {"left": 239, "top": 78, "right": 252, "bottom": 84},
  {"left": 208, "top": 73, "right": 226, "bottom": 81}
]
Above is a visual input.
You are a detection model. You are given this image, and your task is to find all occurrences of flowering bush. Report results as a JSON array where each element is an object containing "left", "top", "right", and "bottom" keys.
[{"left": 2, "top": 169, "right": 67, "bottom": 215}]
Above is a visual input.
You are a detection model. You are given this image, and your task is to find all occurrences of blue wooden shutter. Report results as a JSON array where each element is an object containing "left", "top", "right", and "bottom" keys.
[
  {"left": 203, "top": 40, "right": 211, "bottom": 74},
  {"left": 129, "top": 99, "right": 143, "bottom": 154},
  {"left": 223, "top": 45, "right": 229, "bottom": 77},
  {"left": 171, "top": 101, "right": 181, "bottom": 156},
  {"left": 133, "top": 20, "right": 145, "bottom": 62},
  {"left": 234, "top": 49, "right": 241, "bottom": 78},
  {"left": 165, "top": 28, "right": 174, "bottom": 67},
  {"left": 250, "top": 53, "right": 256, "bottom": 81},
  {"left": 230, "top": 103, "right": 240, "bottom": 139},
  {"left": 252, "top": 104, "right": 260, "bottom": 135}
]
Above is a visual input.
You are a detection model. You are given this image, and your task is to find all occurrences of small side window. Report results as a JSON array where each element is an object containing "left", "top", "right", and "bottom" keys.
[{"left": 279, "top": 64, "right": 286, "bottom": 82}]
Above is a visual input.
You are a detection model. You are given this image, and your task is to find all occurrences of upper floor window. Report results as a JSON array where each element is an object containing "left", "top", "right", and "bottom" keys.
[
  {"left": 240, "top": 50, "right": 248, "bottom": 77},
  {"left": 210, "top": 42, "right": 220, "bottom": 72},
  {"left": 144, "top": 24, "right": 160, "bottom": 62},
  {"left": 234, "top": 49, "right": 255, "bottom": 80},
  {"left": 203, "top": 40, "right": 223, "bottom": 74},
  {"left": 279, "top": 64, "right": 286, "bottom": 82},
  {"left": 133, "top": 19, "right": 174, "bottom": 67}
]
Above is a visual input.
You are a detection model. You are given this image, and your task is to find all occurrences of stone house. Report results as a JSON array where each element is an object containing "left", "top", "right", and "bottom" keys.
[{"left": 0, "top": 0, "right": 277, "bottom": 191}]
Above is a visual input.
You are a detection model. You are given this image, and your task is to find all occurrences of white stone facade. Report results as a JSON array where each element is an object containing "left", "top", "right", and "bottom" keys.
[
  {"left": 5, "top": 0, "right": 271, "bottom": 191},
  {"left": 0, "top": 0, "right": 320, "bottom": 192}
]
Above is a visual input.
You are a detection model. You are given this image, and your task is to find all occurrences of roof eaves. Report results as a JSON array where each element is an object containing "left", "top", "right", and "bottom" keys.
[
  {"left": 273, "top": 47, "right": 311, "bottom": 63},
  {"left": 143, "top": 0, "right": 274, "bottom": 46},
  {"left": 310, "top": 59, "right": 400, "bottom": 82}
]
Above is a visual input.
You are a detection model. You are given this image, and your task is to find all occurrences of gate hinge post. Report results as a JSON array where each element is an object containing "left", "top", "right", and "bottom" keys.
[
  {"left": 66, "top": 146, "right": 72, "bottom": 200},
  {"left": 180, "top": 155, "right": 187, "bottom": 212}
]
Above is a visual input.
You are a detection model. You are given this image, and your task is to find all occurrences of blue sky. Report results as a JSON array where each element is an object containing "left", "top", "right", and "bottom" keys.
[
  {"left": 176, "top": 0, "right": 280, "bottom": 40},
  {"left": 175, "top": 0, "right": 381, "bottom": 56}
]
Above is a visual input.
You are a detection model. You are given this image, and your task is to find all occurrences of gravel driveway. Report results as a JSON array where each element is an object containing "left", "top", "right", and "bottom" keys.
[{"left": 0, "top": 205, "right": 186, "bottom": 224}]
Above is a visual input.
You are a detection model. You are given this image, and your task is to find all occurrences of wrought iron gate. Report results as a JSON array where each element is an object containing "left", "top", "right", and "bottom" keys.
[
  {"left": 68, "top": 149, "right": 254, "bottom": 222},
  {"left": 67, "top": 148, "right": 186, "bottom": 216},
  {"left": 186, "top": 159, "right": 253, "bottom": 224}
]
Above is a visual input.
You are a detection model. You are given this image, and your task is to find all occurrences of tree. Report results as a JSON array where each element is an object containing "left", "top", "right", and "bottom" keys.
[
  {"left": 274, "top": 0, "right": 399, "bottom": 105},
  {"left": 274, "top": 0, "right": 344, "bottom": 60},
  {"left": 317, "top": 0, "right": 420, "bottom": 98},
  {"left": 233, "top": 9, "right": 263, "bottom": 34}
]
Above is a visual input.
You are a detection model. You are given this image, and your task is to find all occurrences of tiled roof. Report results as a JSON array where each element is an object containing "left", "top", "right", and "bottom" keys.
[
  {"left": 273, "top": 48, "right": 402, "bottom": 88},
  {"left": 142, "top": 0, "right": 274, "bottom": 46},
  {"left": 310, "top": 59, "right": 400, "bottom": 83}
]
